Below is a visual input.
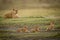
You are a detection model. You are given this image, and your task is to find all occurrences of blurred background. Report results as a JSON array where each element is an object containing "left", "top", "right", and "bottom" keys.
[
  {"left": 0, "top": 0, "right": 60, "bottom": 17},
  {"left": 0, "top": 0, "right": 60, "bottom": 10}
]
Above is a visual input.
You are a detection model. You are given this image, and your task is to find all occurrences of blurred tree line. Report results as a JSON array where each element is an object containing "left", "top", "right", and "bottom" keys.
[{"left": 0, "top": 0, "right": 60, "bottom": 10}]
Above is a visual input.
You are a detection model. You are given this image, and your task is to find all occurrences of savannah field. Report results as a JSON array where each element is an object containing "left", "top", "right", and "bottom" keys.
[
  {"left": 0, "top": 0, "right": 60, "bottom": 40},
  {"left": 0, "top": 8, "right": 60, "bottom": 40}
]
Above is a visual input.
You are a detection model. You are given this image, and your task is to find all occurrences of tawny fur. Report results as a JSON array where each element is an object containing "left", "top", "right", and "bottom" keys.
[
  {"left": 30, "top": 26, "right": 40, "bottom": 32},
  {"left": 22, "top": 26, "right": 29, "bottom": 32},
  {"left": 4, "top": 9, "right": 19, "bottom": 18},
  {"left": 17, "top": 28, "right": 22, "bottom": 32},
  {"left": 46, "top": 21, "right": 55, "bottom": 31}
]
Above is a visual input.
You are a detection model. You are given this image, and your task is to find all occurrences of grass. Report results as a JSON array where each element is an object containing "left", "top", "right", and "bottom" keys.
[
  {"left": 0, "top": 8, "right": 60, "bottom": 40},
  {"left": 0, "top": 31, "right": 58, "bottom": 38},
  {"left": 0, "top": 8, "right": 60, "bottom": 17}
]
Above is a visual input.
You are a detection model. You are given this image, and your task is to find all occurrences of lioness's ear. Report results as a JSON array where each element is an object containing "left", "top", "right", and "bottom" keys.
[{"left": 12, "top": 8, "right": 15, "bottom": 11}]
